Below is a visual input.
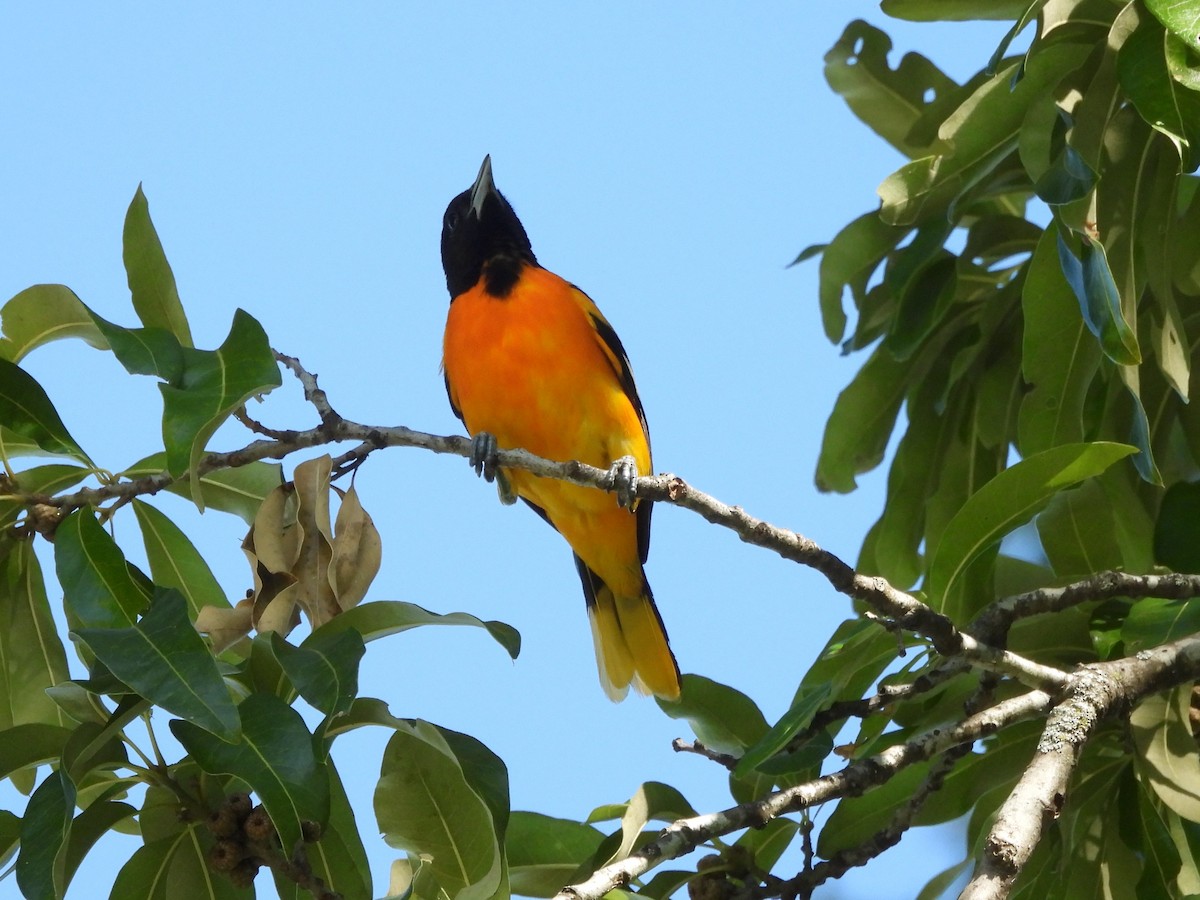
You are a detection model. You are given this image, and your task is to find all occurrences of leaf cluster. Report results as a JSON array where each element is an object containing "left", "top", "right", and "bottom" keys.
[{"left": 801, "top": 0, "right": 1200, "bottom": 894}]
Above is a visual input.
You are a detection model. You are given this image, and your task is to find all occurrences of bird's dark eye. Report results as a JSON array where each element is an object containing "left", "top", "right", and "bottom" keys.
[{"left": 444, "top": 210, "right": 461, "bottom": 232}]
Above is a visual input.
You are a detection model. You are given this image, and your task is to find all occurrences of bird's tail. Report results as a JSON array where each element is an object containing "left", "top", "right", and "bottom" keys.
[{"left": 577, "top": 556, "right": 680, "bottom": 701}]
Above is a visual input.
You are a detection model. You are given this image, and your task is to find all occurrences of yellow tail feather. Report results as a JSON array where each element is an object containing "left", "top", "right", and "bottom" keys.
[{"left": 587, "top": 585, "right": 680, "bottom": 702}]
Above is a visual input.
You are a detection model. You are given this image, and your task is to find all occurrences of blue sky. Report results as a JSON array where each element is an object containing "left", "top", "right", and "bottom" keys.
[{"left": 2, "top": 5, "right": 1013, "bottom": 898}]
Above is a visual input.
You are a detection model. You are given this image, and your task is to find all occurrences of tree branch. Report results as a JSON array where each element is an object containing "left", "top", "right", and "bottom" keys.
[
  {"left": 960, "top": 633, "right": 1200, "bottom": 899},
  {"left": 558, "top": 689, "right": 1052, "bottom": 900}
]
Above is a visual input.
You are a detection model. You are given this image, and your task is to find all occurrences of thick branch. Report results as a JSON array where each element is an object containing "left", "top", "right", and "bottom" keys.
[
  {"left": 558, "top": 690, "right": 1051, "bottom": 900},
  {"left": 960, "top": 633, "right": 1200, "bottom": 899}
]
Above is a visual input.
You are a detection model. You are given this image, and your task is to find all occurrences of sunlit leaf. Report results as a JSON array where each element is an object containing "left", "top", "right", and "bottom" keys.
[
  {"left": 506, "top": 812, "right": 604, "bottom": 898},
  {"left": 824, "top": 21, "right": 956, "bottom": 159},
  {"left": 809, "top": 211, "right": 910, "bottom": 344},
  {"left": 1132, "top": 686, "right": 1200, "bottom": 823},
  {"left": 122, "top": 185, "right": 193, "bottom": 347},
  {"left": 929, "top": 442, "right": 1137, "bottom": 617},
  {"left": 878, "top": 43, "right": 1090, "bottom": 225},
  {"left": 880, "top": 0, "right": 1032, "bottom": 21},
  {"left": 655, "top": 674, "right": 768, "bottom": 755},
  {"left": 123, "top": 452, "right": 282, "bottom": 525},
  {"left": 609, "top": 782, "right": 696, "bottom": 865},
  {"left": 374, "top": 719, "right": 504, "bottom": 900},
  {"left": 1119, "top": 13, "right": 1200, "bottom": 171},
  {"left": 0, "top": 284, "right": 108, "bottom": 362}
]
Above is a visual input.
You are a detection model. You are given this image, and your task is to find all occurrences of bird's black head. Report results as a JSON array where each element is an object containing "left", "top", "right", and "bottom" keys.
[{"left": 441, "top": 155, "right": 537, "bottom": 299}]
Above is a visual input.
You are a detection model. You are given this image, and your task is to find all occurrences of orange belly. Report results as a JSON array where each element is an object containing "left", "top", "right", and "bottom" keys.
[{"left": 442, "top": 266, "right": 650, "bottom": 596}]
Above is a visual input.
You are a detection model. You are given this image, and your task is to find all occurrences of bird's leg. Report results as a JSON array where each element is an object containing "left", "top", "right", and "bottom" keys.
[
  {"left": 607, "top": 455, "right": 639, "bottom": 509},
  {"left": 469, "top": 432, "right": 500, "bottom": 483}
]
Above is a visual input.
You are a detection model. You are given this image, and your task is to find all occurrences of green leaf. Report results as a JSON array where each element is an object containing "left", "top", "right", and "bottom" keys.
[
  {"left": 0, "top": 357, "right": 90, "bottom": 463},
  {"left": 734, "top": 684, "right": 832, "bottom": 779},
  {"left": 799, "top": 618, "right": 901, "bottom": 703},
  {"left": 1153, "top": 480, "right": 1200, "bottom": 571},
  {"left": 1037, "top": 480, "right": 1127, "bottom": 579},
  {"left": 610, "top": 783, "right": 696, "bottom": 865},
  {"left": 1117, "top": 365, "right": 1162, "bottom": 485},
  {"left": 655, "top": 674, "right": 768, "bottom": 755},
  {"left": 1124, "top": 597, "right": 1200, "bottom": 652},
  {"left": 160, "top": 309, "right": 281, "bottom": 491},
  {"left": 314, "top": 600, "right": 520, "bottom": 659},
  {"left": 816, "top": 343, "right": 914, "bottom": 493},
  {"left": 880, "top": 0, "right": 1032, "bottom": 21},
  {"left": 0, "top": 808, "right": 19, "bottom": 870},
  {"left": 928, "top": 442, "right": 1137, "bottom": 617},
  {"left": 1018, "top": 229, "right": 1102, "bottom": 455},
  {"left": 810, "top": 211, "right": 911, "bottom": 344},
  {"left": 1056, "top": 231, "right": 1142, "bottom": 366},
  {"left": 123, "top": 452, "right": 282, "bottom": 525},
  {"left": 123, "top": 185, "right": 193, "bottom": 347},
  {"left": 0, "top": 540, "right": 71, "bottom": 729},
  {"left": 637, "top": 870, "right": 695, "bottom": 900},
  {"left": 56, "top": 510, "right": 148, "bottom": 630},
  {"left": 1132, "top": 686, "right": 1200, "bottom": 823},
  {"left": 111, "top": 827, "right": 251, "bottom": 900},
  {"left": 886, "top": 251, "right": 958, "bottom": 361},
  {"left": 1146, "top": 0, "right": 1200, "bottom": 50},
  {"left": 1119, "top": 13, "right": 1200, "bottom": 171},
  {"left": 374, "top": 719, "right": 504, "bottom": 900},
  {"left": 917, "top": 859, "right": 973, "bottom": 900},
  {"left": 818, "top": 761, "right": 932, "bottom": 857},
  {"left": 506, "top": 812, "right": 604, "bottom": 898},
  {"left": 0, "top": 285, "right": 108, "bottom": 362},
  {"left": 62, "top": 799, "right": 137, "bottom": 891},
  {"left": 75, "top": 590, "right": 240, "bottom": 742},
  {"left": 0, "top": 724, "right": 74, "bottom": 781},
  {"left": 0, "top": 465, "right": 88, "bottom": 530},
  {"left": 1134, "top": 785, "right": 1184, "bottom": 895},
  {"left": 172, "top": 693, "right": 330, "bottom": 852},
  {"left": 917, "top": 722, "right": 1041, "bottom": 827},
  {"left": 878, "top": 43, "right": 1090, "bottom": 226},
  {"left": 824, "top": 21, "right": 957, "bottom": 159},
  {"left": 91, "top": 315, "right": 184, "bottom": 382},
  {"left": 271, "top": 629, "right": 364, "bottom": 717},
  {"left": 297, "top": 762, "right": 372, "bottom": 900},
  {"left": 1035, "top": 142, "right": 1098, "bottom": 204},
  {"left": 133, "top": 500, "right": 229, "bottom": 619},
  {"left": 16, "top": 769, "right": 75, "bottom": 900}
]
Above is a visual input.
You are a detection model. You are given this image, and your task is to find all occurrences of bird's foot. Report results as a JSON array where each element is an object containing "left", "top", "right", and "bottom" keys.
[
  {"left": 469, "top": 432, "right": 500, "bottom": 483},
  {"left": 608, "top": 455, "right": 639, "bottom": 509}
]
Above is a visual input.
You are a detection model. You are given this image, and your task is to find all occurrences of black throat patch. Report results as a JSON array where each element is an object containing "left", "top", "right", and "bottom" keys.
[{"left": 482, "top": 255, "right": 526, "bottom": 298}]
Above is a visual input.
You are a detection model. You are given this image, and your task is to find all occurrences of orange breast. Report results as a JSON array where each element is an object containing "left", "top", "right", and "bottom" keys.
[{"left": 442, "top": 265, "right": 650, "bottom": 594}]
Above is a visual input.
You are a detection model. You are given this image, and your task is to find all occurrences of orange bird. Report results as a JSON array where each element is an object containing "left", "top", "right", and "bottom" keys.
[{"left": 440, "top": 156, "right": 680, "bottom": 701}]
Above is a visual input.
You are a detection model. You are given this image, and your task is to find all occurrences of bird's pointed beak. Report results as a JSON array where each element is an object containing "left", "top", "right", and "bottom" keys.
[{"left": 469, "top": 155, "right": 496, "bottom": 219}]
